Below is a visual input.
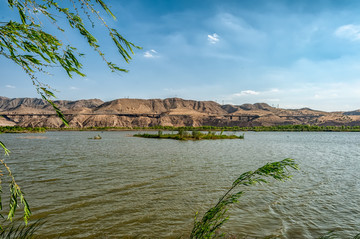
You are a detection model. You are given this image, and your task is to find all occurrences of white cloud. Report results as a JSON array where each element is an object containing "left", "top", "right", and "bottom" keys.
[
  {"left": 144, "top": 49, "right": 158, "bottom": 58},
  {"left": 224, "top": 88, "right": 284, "bottom": 106},
  {"left": 69, "top": 86, "right": 78, "bottom": 90},
  {"left": 207, "top": 33, "right": 220, "bottom": 44},
  {"left": 335, "top": 24, "right": 360, "bottom": 41},
  {"left": 233, "top": 90, "right": 260, "bottom": 97},
  {"left": 209, "top": 13, "right": 266, "bottom": 46},
  {"left": 5, "top": 85, "right": 15, "bottom": 88},
  {"left": 269, "top": 88, "right": 279, "bottom": 93}
]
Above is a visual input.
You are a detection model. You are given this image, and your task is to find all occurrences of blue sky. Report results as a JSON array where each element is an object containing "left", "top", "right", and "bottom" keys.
[{"left": 2, "top": 0, "right": 360, "bottom": 111}]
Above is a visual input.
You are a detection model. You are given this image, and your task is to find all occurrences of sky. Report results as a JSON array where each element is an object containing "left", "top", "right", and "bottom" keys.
[{"left": 2, "top": 0, "right": 360, "bottom": 111}]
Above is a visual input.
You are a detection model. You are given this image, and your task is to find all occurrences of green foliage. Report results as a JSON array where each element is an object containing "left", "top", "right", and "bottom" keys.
[
  {"left": 4, "top": 125, "right": 359, "bottom": 132},
  {"left": 177, "top": 129, "right": 188, "bottom": 139},
  {"left": 0, "top": 126, "right": 46, "bottom": 133},
  {"left": 2, "top": 0, "right": 141, "bottom": 75},
  {"left": 192, "top": 130, "right": 201, "bottom": 140},
  {"left": 40, "top": 92, "right": 69, "bottom": 127},
  {"left": 0, "top": 219, "right": 43, "bottom": 238},
  {"left": 0, "top": 139, "right": 30, "bottom": 224},
  {"left": 0, "top": 0, "right": 141, "bottom": 229},
  {"left": 250, "top": 125, "right": 360, "bottom": 132},
  {"left": 0, "top": 141, "right": 10, "bottom": 156},
  {"left": 0, "top": 159, "right": 31, "bottom": 225},
  {"left": 1, "top": 0, "right": 141, "bottom": 124},
  {"left": 142, "top": 125, "right": 360, "bottom": 132},
  {"left": 190, "top": 158, "right": 298, "bottom": 238},
  {"left": 133, "top": 131, "right": 244, "bottom": 141}
]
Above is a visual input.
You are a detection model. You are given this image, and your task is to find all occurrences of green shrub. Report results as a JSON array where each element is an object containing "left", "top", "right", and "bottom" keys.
[{"left": 190, "top": 158, "right": 298, "bottom": 238}]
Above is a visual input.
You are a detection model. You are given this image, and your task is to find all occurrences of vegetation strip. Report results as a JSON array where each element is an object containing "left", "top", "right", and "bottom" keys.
[
  {"left": 2, "top": 124, "right": 360, "bottom": 133},
  {"left": 134, "top": 130, "right": 244, "bottom": 140},
  {"left": 0, "top": 126, "right": 46, "bottom": 133}
]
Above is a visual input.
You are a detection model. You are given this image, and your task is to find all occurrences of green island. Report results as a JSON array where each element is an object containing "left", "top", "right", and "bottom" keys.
[
  {"left": 133, "top": 129, "right": 244, "bottom": 140},
  {"left": 2, "top": 124, "right": 360, "bottom": 134}
]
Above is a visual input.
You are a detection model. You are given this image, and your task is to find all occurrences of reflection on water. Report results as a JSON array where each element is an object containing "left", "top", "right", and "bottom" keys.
[{"left": 2, "top": 131, "right": 360, "bottom": 238}]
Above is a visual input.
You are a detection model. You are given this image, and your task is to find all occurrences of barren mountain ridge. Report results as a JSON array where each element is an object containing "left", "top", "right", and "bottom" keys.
[{"left": 0, "top": 97, "right": 359, "bottom": 127}]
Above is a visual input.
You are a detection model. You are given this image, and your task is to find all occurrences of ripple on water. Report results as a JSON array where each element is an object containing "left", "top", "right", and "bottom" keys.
[{"left": 2, "top": 131, "right": 360, "bottom": 238}]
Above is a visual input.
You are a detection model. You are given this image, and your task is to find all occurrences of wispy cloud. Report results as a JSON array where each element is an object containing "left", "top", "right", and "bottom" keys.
[
  {"left": 210, "top": 13, "right": 266, "bottom": 45},
  {"left": 224, "top": 88, "right": 283, "bottom": 105},
  {"left": 269, "top": 88, "right": 280, "bottom": 93},
  {"left": 224, "top": 82, "right": 360, "bottom": 111},
  {"left": 144, "top": 49, "right": 158, "bottom": 58},
  {"left": 335, "top": 24, "right": 360, "bottom": 41},
  {"left": 233, "top": 90, "right": 260, "bottom": 97},
  {"left": 5, "top": 85, "right": 15, "bottom": 89},
  {"left": 69, "top": 86, "right": 78, "bottom": 90},
  {"left": 207, "top": 33, "right": 220, "bottom": 44}
]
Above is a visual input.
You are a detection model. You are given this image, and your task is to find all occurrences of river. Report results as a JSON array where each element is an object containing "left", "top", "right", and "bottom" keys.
[{"left": 2, "top": 131, "right": 360, "bottom": 238}]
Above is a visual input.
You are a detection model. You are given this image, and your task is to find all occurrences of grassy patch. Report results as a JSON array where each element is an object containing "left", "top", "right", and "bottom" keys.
[
  {"left": 133, "top": 130, "right": 244, "bottom": 140},
  {"left": 0, "top": 126, "right": 46, "bottom": 133}
]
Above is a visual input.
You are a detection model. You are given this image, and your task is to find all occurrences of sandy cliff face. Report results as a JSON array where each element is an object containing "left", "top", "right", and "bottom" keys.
[
  {"left": 93, "top": 98, "right": 226, "bottom": 115},
  {"left": 0, "top": 97, "right": 103, "bottom": 113},
  {"left": 0, "top": 97, "right": 359, "bottom": 127}
]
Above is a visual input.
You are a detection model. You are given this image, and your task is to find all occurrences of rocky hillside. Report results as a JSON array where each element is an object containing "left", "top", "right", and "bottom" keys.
[
  {"left": 0, "top": 97, "right": 359, "bottom": 128},
  {"left": 93, "top": 98, "right": 226, "bottom": 115},
  {"left": 0, "top": 97, "right": 103, "bottom": 113}
]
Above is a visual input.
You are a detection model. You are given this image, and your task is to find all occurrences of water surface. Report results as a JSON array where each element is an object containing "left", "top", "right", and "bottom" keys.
[{"left": 2, "top": 131, "right": 360, "bottom": 238}]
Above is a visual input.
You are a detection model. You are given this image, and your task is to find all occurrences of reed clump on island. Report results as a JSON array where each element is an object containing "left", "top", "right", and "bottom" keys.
[{"left": 133, "top": 129, "right": 244, "bottom": 140}]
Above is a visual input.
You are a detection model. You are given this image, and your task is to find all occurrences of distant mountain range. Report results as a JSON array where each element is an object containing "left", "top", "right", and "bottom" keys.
[{"left": 0, "top": 96, "right": 359, "bottom": 127}]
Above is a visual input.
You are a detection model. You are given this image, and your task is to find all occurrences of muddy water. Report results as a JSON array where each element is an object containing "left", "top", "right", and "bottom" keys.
[{"left": 2, "top": 131, "right": 360, "bottom": 238}]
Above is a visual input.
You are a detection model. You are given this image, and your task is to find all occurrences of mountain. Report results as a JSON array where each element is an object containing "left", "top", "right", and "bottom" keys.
[
  {"left": 93, "top": 98, "right": 226, "bottom": 115},
  {"left": 0, "top": 97, "right": 359, "bottom": 127},
  {"left": 344, "top": 110, "right": 360, "bottom": 116},
  {"left": 0, "top": 97, "right": 103, "bottom": 112}
]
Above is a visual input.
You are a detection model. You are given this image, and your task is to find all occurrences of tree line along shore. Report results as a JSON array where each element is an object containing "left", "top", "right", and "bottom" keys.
[{"left": 2, "top": 125, "right": 360, "bottom": 133}]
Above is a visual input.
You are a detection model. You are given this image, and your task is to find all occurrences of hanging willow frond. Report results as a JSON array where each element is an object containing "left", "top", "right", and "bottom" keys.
[
  {"left": 0, "top": 0, "right": 141, "bottom": 226},
  {"left": 1, "top": 0, "right": 141, "bottom": 125}
]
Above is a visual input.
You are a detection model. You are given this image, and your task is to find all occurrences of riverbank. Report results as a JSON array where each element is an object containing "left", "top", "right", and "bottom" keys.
[
  {"left": 2, "top": 125, "right": 360, "bottom": 133},
  {"left": 0, "top": 126, "right": 46, "bottom": 133}
]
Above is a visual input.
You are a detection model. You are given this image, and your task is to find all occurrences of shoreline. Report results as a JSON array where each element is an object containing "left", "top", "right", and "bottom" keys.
[{"left": 1, "top": 125, "right": 360, "bottom": 133}]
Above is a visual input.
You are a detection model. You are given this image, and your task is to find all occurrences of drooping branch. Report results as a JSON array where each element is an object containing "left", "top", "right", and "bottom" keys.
[
  {"left": 190, "top": 158, "right": 298, "bottom": 238},
  {"left": 1, "top": 0, "right": 141, "bottom": 125}
]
